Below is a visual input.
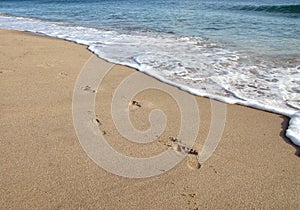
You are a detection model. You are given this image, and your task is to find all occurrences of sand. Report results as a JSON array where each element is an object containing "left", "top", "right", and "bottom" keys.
[{"left": 0, "top": 28, "right": 299, "bottom": 209}]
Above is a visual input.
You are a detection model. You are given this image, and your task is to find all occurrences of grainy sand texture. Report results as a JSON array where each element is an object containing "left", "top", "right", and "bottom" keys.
[{"left": 0, "top": 29, "right": 299, "bottom": 209}]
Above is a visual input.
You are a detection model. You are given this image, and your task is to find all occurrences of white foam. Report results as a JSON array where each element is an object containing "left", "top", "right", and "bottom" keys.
[
  {"left": 286, "top": 112, "right": 300, "bottom": 146},
  {"left": 0, "top": 14, "right": 299, "bottom": 146}
]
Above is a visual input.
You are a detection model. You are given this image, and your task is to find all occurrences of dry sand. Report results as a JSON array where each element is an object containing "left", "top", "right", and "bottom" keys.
[{"left": 0, "top": 28, "right": 299, "bottom": 209}]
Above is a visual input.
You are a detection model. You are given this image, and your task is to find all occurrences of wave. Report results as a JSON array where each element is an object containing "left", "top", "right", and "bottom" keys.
[
  {"left": 0, "top": 12, "right": 65, "bottom": 23},
  {"left": 0, "top": 12, "right": 12, "bottom": 17},
  {"left": 232, "top": 4, "right": 300, "bottom": 15}
]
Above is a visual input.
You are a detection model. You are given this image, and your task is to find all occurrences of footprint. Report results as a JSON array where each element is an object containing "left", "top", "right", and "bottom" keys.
[
  {"left": 59, "top": 71, "right": 68, "bottom": 77},
  {"left": 129, "top": 100, "right": 142, "bottom": 112},
  {"left": 167, "top": 136, "right": 201, "bottom": 170},
  {"left": 181, "top": 191, "right": 199, "bottom": 209},
  {"left": 209, "top": 165, "right": 218, "bottom": 174},
  {"left": 93, "top": 118, "right": 101, "bottom": 126},
  {"left": 169, "top": 136, "right": 198, "bottom": 156},
  {"left": 80, "top": 85, "right": 96, "bottom": 93},
  {"left": 93, "top": 118, "right": 106, "bottom": 135},
  {"left": 187, "top": 155, "right": 201, "bottom": 170},
  {"left": 130, "top": 100, "right": 141, "bottom": 108},
  {"left": 169, "top": 136, "right": 178, "bottom": 142}
]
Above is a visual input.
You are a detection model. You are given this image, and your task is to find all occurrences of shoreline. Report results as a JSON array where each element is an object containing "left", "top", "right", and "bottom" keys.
[
  {"left": 4, "top": 26, "right": 299, "bottom": 146},
  {"left": 1, "top": 28, "right": 299, "bottom": 209}
]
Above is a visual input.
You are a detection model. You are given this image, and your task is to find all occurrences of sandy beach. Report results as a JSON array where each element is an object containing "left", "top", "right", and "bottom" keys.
[{"left": 0, "top": 28, "right": 299, "bottom": 209}]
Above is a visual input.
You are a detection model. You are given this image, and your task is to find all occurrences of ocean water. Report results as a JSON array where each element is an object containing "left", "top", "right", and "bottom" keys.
[{"left": 0, "top": 0, "right": 299, "bottom": 146}]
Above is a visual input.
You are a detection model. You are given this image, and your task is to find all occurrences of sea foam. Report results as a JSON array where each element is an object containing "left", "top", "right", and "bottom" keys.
[{"left": 286, "top": 112, "right": 300, "bottom": 146}]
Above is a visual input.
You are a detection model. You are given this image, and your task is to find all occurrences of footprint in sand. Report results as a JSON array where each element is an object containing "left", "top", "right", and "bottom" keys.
[
  {"left": 169, "top": 136, "right": 198, "bottom": 155},
  {"left": 130, "top": 100, "right": 141, "bottom": 107},
  {"left": 167, "top": 136, "right": 201, "bottom": 170},
  {"left": 129, "top": 100, "right": 142, "bottom": 111},
  {"left": 80, "top": 85, "right": 96, "bottom": 93},
  {"left": 93, "top": 117, "right": 106, "bottom": 135},
  {"left": 187, "top": 155, "right": 201, "bottom": 170},
  {"left": 181, "top": 190, "right": 199, "bottom": 209},
  {"left": 93, "top": 118, "right": 101, "bottom": 126},
  {"left": 59, "top": 71, "right": 68, "bottom": 77}
]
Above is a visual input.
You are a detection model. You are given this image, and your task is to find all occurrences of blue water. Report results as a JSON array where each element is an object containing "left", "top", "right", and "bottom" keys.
[
  {"left": 0, "top": 0, "right": 300, "bottom": 145},
  {"left": 1, "top": 0, "right": 300, "bottom": 55}
]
